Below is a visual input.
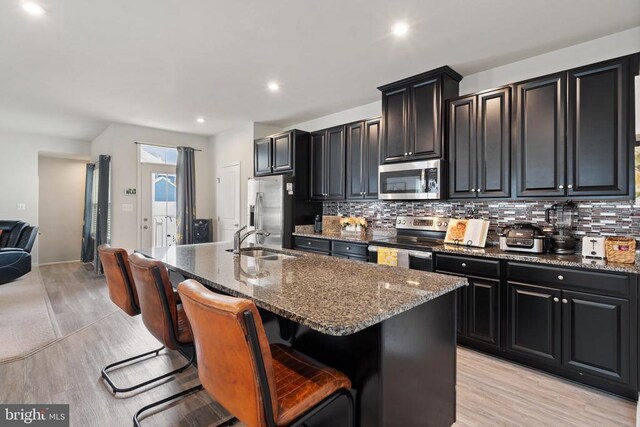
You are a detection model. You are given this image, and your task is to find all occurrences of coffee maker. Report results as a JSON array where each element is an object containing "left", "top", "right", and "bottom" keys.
[{"left": 545, "top": 201, "right": 578, "bottom": 254}]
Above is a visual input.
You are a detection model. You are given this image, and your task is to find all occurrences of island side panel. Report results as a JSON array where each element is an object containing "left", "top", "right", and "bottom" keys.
[{"left": 382, "top": 291, "right": 457, "bottom": 427}]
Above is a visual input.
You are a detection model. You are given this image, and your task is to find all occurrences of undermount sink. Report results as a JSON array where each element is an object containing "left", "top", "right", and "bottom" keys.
[{"left": 226, "top": 248, "right": 297, "bottom": 260}]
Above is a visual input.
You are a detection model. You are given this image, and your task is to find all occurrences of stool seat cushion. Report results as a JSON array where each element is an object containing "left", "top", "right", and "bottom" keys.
[{"left": 271, "top": 343, "right": 351, "bottom": 426}]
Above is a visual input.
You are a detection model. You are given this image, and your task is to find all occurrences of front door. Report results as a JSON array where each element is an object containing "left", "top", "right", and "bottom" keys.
[
  {"left": 140, "top": 163, "right": 177, "bottom": 248},
  {"left": 217, "top": 163, "right": 241, "bottom": 242}
]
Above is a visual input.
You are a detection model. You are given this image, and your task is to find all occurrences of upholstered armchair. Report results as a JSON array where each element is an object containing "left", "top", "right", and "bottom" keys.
[{"left": 0, "top": 223, "right": 38, "bottom": 285}]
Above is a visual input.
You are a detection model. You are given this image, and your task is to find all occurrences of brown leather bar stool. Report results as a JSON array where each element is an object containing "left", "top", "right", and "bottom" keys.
[
  {"left": 98, "top": 245, "right": 193, "bottom": 394},
  {"left": 174, "top": 279, "right": 354, "bottom": 427},
  {"left": 129, "top": 253, "right": 202, "bottom": 426}
]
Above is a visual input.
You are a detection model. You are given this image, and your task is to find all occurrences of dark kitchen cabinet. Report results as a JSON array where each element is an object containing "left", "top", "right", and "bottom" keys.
[
  {"left": 448, "top": 96, "right": 476, "bottom": 198},
  {"left": 254, "top": 137, "right": 272, "bottom": 176},
  {"left": 253, "top": 130, "right": 309, "bottom": 177},
  {"left": 562, "top": 290, "right": 630, "bottom": 384},
  {"left": 467, "top": 276, "right": 500, "bottom": 346},
  {"left": 567, "top": 57, "right": 631, "bottom": 197},
  {"left": 514, "top": 74, "right": 567, "bottom": 197},
  {"left": 346, "top": 118, "right": 381, "bottom": 200},
  {"left": 379, "top": 66, "right": 462, "bottom": 164},
  {"left": 310, "top": 126, "right": 345, "bottom": 200},
  {"left": 507, "top": 282, "right": 562, "bottom": 365}
]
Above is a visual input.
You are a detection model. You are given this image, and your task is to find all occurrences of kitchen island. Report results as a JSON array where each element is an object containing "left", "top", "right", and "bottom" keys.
[{"left": 137, "top": 242, "right": 467, "bottom": 427}]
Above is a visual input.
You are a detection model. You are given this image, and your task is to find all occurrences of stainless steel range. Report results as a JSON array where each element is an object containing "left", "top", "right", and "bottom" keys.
[{"left": 368, "top": 216, "right": 449, "bottom": 271}]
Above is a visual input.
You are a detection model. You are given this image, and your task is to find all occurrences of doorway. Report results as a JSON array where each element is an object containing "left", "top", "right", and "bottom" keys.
[
  {"left": 216, "top": 163, "right": 241, "bottom": 242},
  {"left": 38, "top": 156, "right": 88, "bottom": 264},
  {"left": 140, "top": 163, "right": 177, "bottom": 248}
]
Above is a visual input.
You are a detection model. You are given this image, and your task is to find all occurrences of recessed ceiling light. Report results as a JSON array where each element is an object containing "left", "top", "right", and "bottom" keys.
[
  {"left": 196, "top": 117, "right": 205, "bottom": 124},
  {"left": 392, "top": 22, "right": 409, "bottom": 37},
  {"left": 22, "top": 2, "right": 46, "bottom": 15},
  {"left": 267, "top": 82, "right": 280, "bottom": 92}
]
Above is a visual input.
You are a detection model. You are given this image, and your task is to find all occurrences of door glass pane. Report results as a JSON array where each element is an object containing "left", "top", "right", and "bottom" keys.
[{"left": 151, "top": 173, "right": 177, "bottom": 247}]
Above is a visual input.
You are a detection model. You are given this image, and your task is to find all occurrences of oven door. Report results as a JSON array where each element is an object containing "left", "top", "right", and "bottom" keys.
[{"left": 378, "top": 159, "right": 443, "bottom": 200}]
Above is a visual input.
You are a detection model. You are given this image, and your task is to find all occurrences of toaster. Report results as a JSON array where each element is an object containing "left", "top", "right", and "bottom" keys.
[{"left": 581, "top": 236, "right": 606, "bottom": 259}]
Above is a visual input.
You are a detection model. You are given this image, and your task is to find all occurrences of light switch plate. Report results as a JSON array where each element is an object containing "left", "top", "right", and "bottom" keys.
[
  {"left": 17, "top": 203, "right": 26, "bottom": 211},
  {"left": 122, "top": 203, "right": 134, "bottom": 212}
]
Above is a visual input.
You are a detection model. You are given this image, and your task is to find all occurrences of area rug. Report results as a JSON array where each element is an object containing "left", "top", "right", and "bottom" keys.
[{"left": 0, "top": 268, "right": 60, "bottom": 363}]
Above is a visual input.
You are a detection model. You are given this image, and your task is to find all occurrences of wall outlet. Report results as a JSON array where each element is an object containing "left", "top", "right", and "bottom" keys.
[{"left": 17, "top": 203, "right": 26, "bottom": 211}]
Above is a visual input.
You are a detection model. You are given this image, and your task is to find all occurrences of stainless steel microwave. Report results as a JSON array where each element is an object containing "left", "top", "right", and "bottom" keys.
[{"left": 378, "top": 159, "right": 444, "bottom": 200}]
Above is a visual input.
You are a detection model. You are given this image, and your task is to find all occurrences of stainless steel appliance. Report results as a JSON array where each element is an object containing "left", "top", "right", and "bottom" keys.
[
  {"left": 378, "top": 159, "right": 444, "bottom": 200},
  {"left": 246, "top": 176, "right": 321, "bottom": 248},
  {"left": 545, "top": 201, "right": 578, "bottom": 254},
  {"left": 368, "top": 216, "right": 450, "bottom": 271},
  {"left": 498, "top": 223, "right": 545, "bottom": 253}
]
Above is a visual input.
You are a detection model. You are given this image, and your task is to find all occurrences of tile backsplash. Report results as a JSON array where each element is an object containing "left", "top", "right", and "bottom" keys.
[{"left": 323, "top": 200, "right": 640, "bottom": 240}]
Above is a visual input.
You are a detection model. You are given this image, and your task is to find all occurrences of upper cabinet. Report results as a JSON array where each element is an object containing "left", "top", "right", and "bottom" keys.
[
  {"left": 515, "top": 55, "right": 636, "bottom": 198},
  {"left": 347, "top": 118, "right": 381, "bottom": 200},
  {"left": 379, "top": 66, "right": 462, "bottom": 164},
  {"left": 449, "top": 88, "right": 511, "bottom": 199},
  {"left": 310, "top": 126, "right": 346, "bottom": 201},
  {"left": 567, "top": 57, "right": 631, "bottom": 197},
  {"left": 253, "top": 130, "right": 309, "bottom": 177}
]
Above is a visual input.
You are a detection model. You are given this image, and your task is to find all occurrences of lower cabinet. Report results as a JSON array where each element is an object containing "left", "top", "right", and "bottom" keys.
[{"left": 467, "top": 276, "right": 500, "bottom": 346}]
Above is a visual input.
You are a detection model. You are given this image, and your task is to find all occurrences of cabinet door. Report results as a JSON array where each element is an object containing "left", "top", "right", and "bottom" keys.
[
  {"left": 567, "top": 58, "right": 630, "bottom": 196},
  {"left": 254, "top": 137, "right": 272, "bottom": 176},
  {"left": 381, "top": 87, "right": 409, "bottom": 163},
  {"left": 448, "top": 96, "right": 477, "bottom": 198},
  {"left": 364, "top": 118, "right": 381, "bottom": 199},
  {"left": 346, "top": 122, "right": 365, "bottom": 199},
  {"left": 310, "top": 131, "right": 326, "bottom": 200},
  {"left": 326, "top": 126, "right": 346, "bottom": 200},
  {"left": 515, "top": 75, "right": 566, "bottom": 197},
  {"left": 272, "top": 132, "right": 293, "bottom": 173},
  {"left": 411, "top": 78, "right": 442, "bottom": 158},
  {"left": 477, "top": 88, "right": 510, "bottom": 198},
  {"left": 467, "top": 276, "right": 500, "bottom": 346},
  {"left": 562, "top": 290, "right": 630, "bottom": 384},
  {"left": 507, "top": 282, "right": 561, "bottom": 365}
]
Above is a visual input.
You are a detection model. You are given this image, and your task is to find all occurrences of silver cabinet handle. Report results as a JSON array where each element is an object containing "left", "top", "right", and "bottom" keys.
[
  {"left": 568, "top": 184, "right": 573, "bottom": 189},
  {"left": 461, "top": 263, "right": 467, "bottom": 267},
  {"left": 558, "top": 275, "right": 564, "bottom": 280},
  {"left": 559, "top": 185, "right": 564, "bottom": 189},
  {"left": 477, "top": 188, "right": 481, "bottom": 192},
  {"left": 346, "top": 247, "right": 351, "bottom": 250},
  {"left": 363, "top": 192, "right": 367, "bottom": 195},
  {"left": 553, "top": 297, "right": 559, "bottom": 303},
  {"left": 408, "top": 152, "right": 413, "bottom": 155},
  {"left": 562, "top": 298, "right": 568, "bottom": 304},
  {"left": 404, "top": 152, "right": 408, "bottom": 156},
  {"left": 308, "top": 242, "right": 312, "bottom": 245}
]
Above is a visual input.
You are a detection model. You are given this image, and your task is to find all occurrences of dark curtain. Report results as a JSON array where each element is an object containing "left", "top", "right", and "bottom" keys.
[
  {"left": 94, "top": 155, "right": 111, "bottom": 273},
  {"left": 80, "top": 163, "right": 95, "bottom": 262},
  {"left": 176, "top": 146, "right": 196, "bottom": 245}
]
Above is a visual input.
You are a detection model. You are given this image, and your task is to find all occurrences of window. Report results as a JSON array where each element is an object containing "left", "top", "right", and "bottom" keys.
[
  {"left": 154, "top": 174, "right": 176, "bottom": 202},
  {"left": 139, "top": 144, "right": 178, "bottom": 165}
]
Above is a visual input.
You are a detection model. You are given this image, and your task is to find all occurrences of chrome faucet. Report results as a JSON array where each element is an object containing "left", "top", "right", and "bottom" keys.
[{"left": 233, "top": 225, "right": 271, "bottom": 254}]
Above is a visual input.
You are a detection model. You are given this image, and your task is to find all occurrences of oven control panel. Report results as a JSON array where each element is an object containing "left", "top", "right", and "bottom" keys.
[{"left": 395, "top": 216, "right": 450, "bottom": 232}]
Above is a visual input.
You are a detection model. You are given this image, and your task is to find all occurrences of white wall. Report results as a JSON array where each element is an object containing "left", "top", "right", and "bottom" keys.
[
  {"left": 286, "top": 27, "right": 640, "bottom": 132},
  {"left": 0, "top": 132, "right": 90, "bottom": 263},
  {"left": 38, "top": 156, "right": 87, "bottom": 264},
  {"left": 91, "top": 123, "right": 212, "bottom": 251}
]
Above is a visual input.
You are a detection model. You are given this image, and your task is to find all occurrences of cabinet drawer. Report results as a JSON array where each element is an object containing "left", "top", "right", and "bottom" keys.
[
  {"left": 507, "top": 262, "right": 629, "bottom": 297},
  {"left": 435, "top": 254, "right": 500, "bottom": 278},
  {"left": 332, "top": 241, "right": 368, "bottom": 257},
  {"left": 293, "top": 237, "right": 331, "bottom": 253}
]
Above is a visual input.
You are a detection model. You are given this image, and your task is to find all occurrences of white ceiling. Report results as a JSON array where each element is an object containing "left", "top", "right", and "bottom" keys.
[{"left": 1, "top": 0, "right": 639, "bottom": 141}]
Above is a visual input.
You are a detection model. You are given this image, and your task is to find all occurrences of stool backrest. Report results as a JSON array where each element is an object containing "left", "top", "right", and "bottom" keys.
[
  {"left": 98, "top": 244, "right": 139, "bottom": 316},
  {"left": 129, "top": 253, "right": 182, "bottom": 350},
  {"left": 177, "top": 279, "right": 278, "bottom": 427}
]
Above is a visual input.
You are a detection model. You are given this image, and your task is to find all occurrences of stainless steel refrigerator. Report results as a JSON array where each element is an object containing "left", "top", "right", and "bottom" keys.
[{"left": 246, "top": 175, "right": 321, "bottom": 248}]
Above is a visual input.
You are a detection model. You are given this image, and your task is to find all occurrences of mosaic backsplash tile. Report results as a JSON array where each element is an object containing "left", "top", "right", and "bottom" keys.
[{"left": 323, "top": 200, "right": 640, "bottom": 241}]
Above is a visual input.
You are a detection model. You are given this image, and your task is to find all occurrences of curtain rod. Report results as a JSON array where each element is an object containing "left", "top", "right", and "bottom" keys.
[{"left": 134, "top": 141, "right": 202, "bottom": 152}]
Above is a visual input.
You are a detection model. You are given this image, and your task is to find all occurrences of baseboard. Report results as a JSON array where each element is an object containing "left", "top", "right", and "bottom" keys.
[{"left": 37, "top": 260, "right": 82, "bottom": 266}]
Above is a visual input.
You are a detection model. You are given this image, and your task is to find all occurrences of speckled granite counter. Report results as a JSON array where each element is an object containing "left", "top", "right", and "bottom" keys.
[
  {"left": 433, "top": 244, "right": 640, "bottom": 274},
  {"left": 292, "top": 229, "right": 393, "bottom": 244},
  {"left": 137, "top": 242, "right": 466, "bottom": 336}
]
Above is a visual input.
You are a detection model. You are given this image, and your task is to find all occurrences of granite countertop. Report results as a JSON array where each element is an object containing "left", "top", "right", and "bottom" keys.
[
  {"left": 136, "top": 242, "right": 466, "bottom": 336},
  {"left": 433, "top": 244, "right": 640, "bottom": 274},
  {"left": 292, "top": 230, "right": 374, "bottom": 244}
]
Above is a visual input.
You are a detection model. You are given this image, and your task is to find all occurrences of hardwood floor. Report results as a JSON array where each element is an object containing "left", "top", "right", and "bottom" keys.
[{"left": 0, "top": 262, "right": 635, "bottom": 426}]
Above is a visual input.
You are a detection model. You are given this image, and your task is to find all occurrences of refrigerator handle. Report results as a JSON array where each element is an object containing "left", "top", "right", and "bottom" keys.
[{"left": 256, "top": 192, "right": 265, "bottom": 244}]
